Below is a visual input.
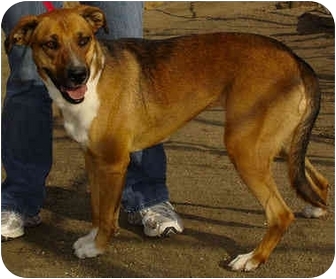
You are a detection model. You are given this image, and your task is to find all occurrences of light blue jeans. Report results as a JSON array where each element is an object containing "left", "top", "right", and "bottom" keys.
[{"left": 1, "top": 1, "right": 169, "bottom": 217}]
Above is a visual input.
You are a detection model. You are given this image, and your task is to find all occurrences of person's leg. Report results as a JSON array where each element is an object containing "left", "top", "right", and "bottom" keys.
[
  {"left": 1, "top": 1, "right": 63, "bottom": 239},
  {"left": 122, "top": 145, "right": 169, "bottom": 212},
  {"left": 83, "top": 1, "right": 183, "bottom": 236},
  {"left": 123, "top": 145, "right": 183, "bottom": 237}
]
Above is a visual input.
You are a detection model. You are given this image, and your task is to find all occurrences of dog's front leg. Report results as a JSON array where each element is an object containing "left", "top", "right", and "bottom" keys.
[{"left": 73, "top": 151, "right": 129, "bottom": 258}]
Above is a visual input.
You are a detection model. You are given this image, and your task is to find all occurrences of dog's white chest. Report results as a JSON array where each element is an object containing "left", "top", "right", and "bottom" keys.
[
  {"left": 47, "top": 82, "right": 100, "bottom": 148},
  {"left": 62, "top": 91, "right": 100, "bottom": 147}
]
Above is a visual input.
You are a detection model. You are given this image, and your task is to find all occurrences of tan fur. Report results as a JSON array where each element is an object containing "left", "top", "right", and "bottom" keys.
[
  {"left": 62, "top": 1, "right": 80, "bottom": 9},
  {"left": 7, "top": 5, "right": 329, "bottom": 271}
]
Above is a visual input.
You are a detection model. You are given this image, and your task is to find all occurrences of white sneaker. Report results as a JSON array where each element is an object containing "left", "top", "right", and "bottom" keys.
[
  {"left": 1, "top": 211, "right": 24, "bottom": 240},
  {"left": 1, "top": 211, "right": 42, "bottom": 241},
  {"left": 128, "top": 202, "right": 184, "bottom": 237}
]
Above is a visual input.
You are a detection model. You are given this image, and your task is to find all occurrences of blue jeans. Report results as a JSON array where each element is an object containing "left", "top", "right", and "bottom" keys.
[{"left": 1, "top": 1, "right": 169, "bottom": 217}]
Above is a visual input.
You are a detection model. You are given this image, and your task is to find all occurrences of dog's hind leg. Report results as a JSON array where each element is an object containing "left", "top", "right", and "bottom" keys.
[
  {"left": 301, "top": 158, "right": 329, "bottom": 218},
  {"left": 223, "top": 85, "right": 304, "bottom": 271},
  {"left": 280, "top": 144, "right": 329, "bottom": 218},
  {"left": 299, "top": 158, "right": 329, "bottom": 218},
  {"left": 304, "top": 158, "right": 329, "bottom": 200},
  {"left": 224, "top": 68, "right": 327, "bottom": 270},
  {"left": 225, "top": 128, "right": 294, "bottom": 271}
]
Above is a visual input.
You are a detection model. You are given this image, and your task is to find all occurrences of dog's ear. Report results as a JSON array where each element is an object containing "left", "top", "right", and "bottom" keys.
[
  {"left": 5, "top": 15, "right": 38, "bottom": 54},
  {"left": 77, "top": 5, "right": 109, "bottom": 34}
]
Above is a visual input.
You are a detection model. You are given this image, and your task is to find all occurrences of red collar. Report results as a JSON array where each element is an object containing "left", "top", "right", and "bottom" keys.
[{"left": 43, "top": 1, "right": 55, "bottom": 12}]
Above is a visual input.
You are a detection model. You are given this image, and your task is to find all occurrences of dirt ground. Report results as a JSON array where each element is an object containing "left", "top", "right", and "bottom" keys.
[{"left": 1, "top": 1, "right": 335, "bottom": 278}]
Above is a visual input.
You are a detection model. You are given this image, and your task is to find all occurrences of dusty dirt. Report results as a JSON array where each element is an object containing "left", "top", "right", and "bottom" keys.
[{"left": 1, "top": 1, "right": 335, "bottom": 277}]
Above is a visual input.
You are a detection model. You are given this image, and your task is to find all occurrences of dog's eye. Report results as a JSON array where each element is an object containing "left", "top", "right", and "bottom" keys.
[
  {"left": 78, "top": 36, "right": 91, "bottom": 47},
  {"left": 44, "top": 41, "right": 58, "bottom": 50}
]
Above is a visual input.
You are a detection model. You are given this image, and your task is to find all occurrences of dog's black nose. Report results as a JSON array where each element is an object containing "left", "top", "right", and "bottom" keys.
[{"left": 67, "top": 66, "right": 88, "bottom": 85}]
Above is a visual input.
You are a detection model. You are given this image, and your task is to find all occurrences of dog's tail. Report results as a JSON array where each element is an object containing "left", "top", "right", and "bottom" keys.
[{"left": 288, "top": 59, "right": 326, "bottom": 208}]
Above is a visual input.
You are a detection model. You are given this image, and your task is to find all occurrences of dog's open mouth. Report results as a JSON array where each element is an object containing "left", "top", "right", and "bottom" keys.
[{"left": 60, "top": 85, "right": 87, "bottom": 104}]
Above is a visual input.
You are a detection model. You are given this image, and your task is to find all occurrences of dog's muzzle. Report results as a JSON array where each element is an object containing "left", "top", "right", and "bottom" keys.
[
  {"left": 44, "top": 65, "right": 89, "bottom": 104},
  {"left": 61, "top": 66, "right": 89, "bottom": 104}
]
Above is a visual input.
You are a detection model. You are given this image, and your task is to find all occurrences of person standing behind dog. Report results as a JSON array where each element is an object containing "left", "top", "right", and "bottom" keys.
[{"left": 1, "top": 1, "right": 183, "bottom": 240}]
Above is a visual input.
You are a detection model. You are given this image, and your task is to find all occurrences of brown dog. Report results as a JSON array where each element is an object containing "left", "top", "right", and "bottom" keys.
[{"left": 6, "top": 5, "right": 329, "bottom": 271}]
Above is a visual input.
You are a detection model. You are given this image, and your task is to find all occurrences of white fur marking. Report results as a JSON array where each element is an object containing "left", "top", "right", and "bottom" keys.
[
  {"left": 73, "top": 228, "right": 102, "bottom": 258},
  {"left": 228, "top": 251, "right": 259, "bottom": 271}
]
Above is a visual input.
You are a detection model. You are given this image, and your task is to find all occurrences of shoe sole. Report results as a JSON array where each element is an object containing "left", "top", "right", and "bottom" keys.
[
  {"left": 1, "top": 220, "right": 40, "bottom": 242},
  {"left": 159, "top": 227, "right": 183, "bottom": 237},
  {"left": 2, "top": 235, "right": 14, "bottom": 242},
  {"left": 144, "top": 223, "right": 184, "bottom": 237},
  {"left": 1, "top": 232, "right": 24, "bottom": 242}
]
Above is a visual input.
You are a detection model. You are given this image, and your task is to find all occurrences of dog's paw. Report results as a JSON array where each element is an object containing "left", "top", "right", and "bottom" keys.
[
  {"left": 228, "top": 251, "right": 260, "bottom": 271},
  {"left": 73, "top": 228, "right": 102, "bottom": 259},
  {"left": 302, "top": 204, "right": 327, "bottom": 218}
]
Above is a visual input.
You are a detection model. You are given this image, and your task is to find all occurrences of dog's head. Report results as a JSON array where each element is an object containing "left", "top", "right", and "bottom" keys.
[{"left": 6, "top": 5, "right": 108, "bottom": 104}]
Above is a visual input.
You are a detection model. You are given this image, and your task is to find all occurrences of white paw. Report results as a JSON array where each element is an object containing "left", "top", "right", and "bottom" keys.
[
  {"left": 73, "top": 228, "right": 102, "bottom": 259},
  {"left": 302, "top": 205, "right": 327, "bottom": 218},
  {"left": 228, "top": 251, "right": 259, "bottom": 271}
]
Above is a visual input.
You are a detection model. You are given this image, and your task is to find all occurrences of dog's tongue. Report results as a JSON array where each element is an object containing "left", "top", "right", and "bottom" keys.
[{"left": 64, "top": 85, "right": 87, "bottom": 100}]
